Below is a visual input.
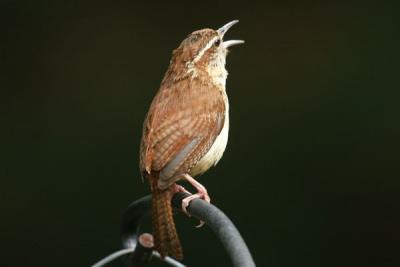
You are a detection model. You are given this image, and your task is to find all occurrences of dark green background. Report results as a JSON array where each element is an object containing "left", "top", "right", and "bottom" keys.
[{"left": 2, "top": 1, "right": 399, "bottom": 266}]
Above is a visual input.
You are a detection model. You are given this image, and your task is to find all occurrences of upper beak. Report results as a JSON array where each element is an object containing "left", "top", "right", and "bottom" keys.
[{"left": 217, "top": 20, "right": 245, "bottom": 48}]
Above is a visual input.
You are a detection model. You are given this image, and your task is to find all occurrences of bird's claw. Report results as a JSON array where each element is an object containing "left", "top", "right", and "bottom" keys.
[{"left": 181, "top": 191, "right": 210, "bottom": 227}]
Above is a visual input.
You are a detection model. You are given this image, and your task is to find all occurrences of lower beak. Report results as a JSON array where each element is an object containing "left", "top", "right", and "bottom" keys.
[{"left": 223, "top": 40, "right": 245, "bottom": 48}]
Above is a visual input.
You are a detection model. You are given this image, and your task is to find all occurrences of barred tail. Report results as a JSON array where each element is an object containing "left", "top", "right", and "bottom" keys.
[{"left": 149, "top": 173, "right": 183, "bottom": 260}]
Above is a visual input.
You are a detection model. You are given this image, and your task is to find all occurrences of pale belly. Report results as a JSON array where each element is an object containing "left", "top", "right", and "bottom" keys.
[{"left": 190, "top": 110, "right": 229, "bottom": 177}]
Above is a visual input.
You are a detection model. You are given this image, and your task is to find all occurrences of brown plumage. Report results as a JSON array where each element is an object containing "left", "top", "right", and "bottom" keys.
[{"left": 139, "top": 20, "right": 243, "bottom": 260}]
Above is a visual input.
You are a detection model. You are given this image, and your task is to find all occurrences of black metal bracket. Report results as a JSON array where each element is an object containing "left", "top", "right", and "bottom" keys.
[{"left": 91, "top": 192, "right": 256, "bottom": 267}]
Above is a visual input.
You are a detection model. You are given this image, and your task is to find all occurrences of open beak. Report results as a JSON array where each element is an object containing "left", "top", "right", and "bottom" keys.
[{"left": 217, "top": 20, "right": 245, "bottom": 48}]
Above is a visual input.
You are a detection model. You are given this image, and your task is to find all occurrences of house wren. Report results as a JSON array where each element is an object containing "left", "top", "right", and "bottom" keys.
[{"left": 139, "top": 20, "right": 243, "bottom": 260}]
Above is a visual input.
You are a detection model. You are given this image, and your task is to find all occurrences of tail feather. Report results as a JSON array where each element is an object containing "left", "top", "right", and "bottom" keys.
[{"left": 149, "top": 174, "right": 183, "bottom": 260}]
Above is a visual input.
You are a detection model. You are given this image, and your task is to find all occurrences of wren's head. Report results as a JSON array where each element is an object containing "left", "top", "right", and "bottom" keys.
[{"left": 165, "top": 20, "right": 244, "bottom": 86}]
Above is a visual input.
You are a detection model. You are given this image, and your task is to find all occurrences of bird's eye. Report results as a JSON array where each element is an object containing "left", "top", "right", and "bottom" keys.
[{"left": 214, "top": 39, "right": 221, "bottom": 46}]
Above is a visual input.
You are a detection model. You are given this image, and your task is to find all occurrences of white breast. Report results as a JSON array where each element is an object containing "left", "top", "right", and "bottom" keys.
[{"left": 190, "top": 92, "right": 229, "bottom": 176}]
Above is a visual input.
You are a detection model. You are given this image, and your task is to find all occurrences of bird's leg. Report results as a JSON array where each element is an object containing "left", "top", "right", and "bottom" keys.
[{"left": 181, "top": 174, "right": 211, "bottom": 206}]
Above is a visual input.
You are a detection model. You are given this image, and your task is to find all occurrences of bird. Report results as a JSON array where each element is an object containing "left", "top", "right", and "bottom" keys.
[{"left": 139, "top": 20, "right": 244, "bottom": 260}]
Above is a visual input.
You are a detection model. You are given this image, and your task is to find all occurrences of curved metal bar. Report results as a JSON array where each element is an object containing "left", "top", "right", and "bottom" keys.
[
  {"left": 120, "top": 192, "right": 255, "bottom": 267},
  {"left": 172, "top": 192, "right": 256, "bottom": 267},
  {"left": 91, "top": 248, "right": 135, "bottom": 267}
]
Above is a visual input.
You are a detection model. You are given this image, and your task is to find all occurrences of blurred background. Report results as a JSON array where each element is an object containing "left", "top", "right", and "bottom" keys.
[{"left": 1, "top": 1, "right": 399, "bottom": 266}]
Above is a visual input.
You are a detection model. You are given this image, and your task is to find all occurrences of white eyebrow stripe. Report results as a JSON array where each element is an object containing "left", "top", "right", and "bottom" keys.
[{"left": 192, "top": 36, "right": 219, "bottom": 63}]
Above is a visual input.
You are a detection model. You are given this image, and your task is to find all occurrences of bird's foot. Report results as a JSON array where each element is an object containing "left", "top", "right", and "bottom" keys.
[
  {"left": 180, "top": 174, "right": 210, "bottom": 227},
  {"left": 172, "top": 183, "right": 204, "bottom": 226}
]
